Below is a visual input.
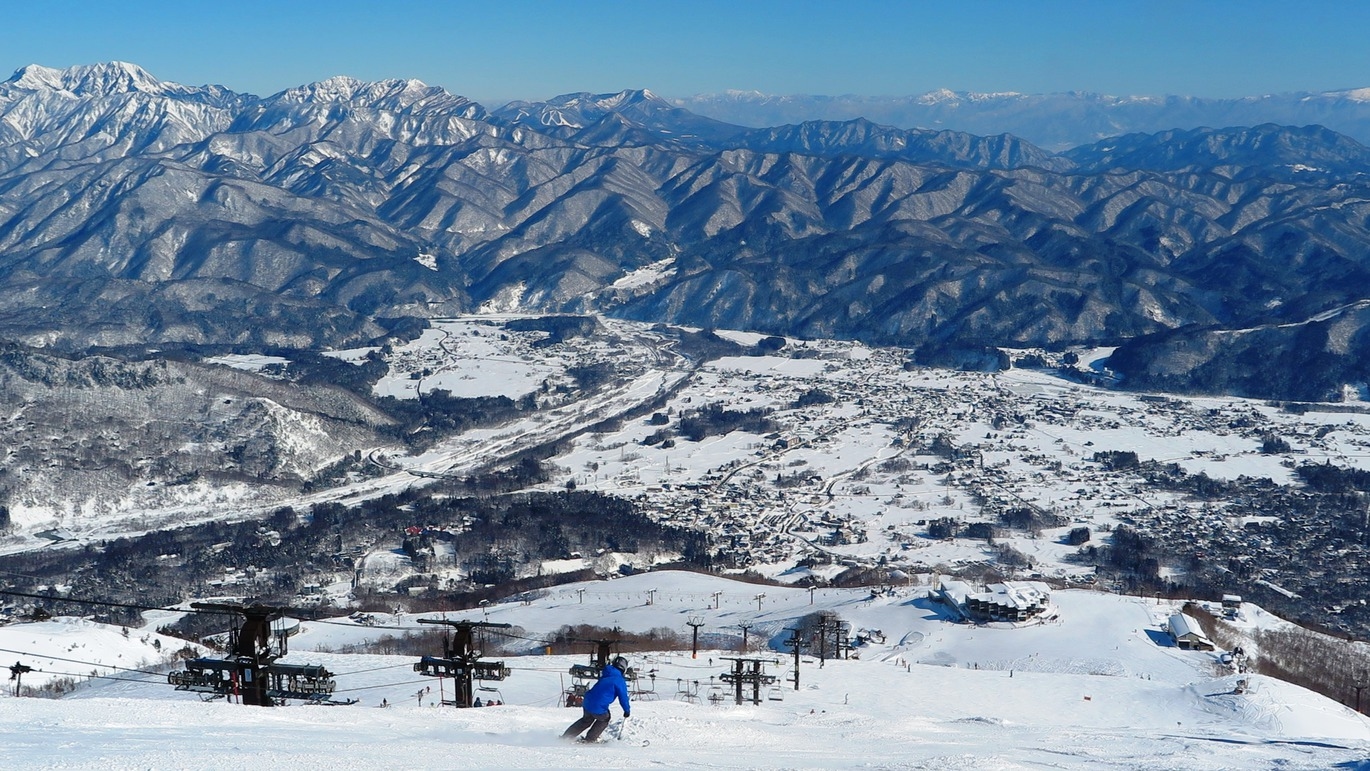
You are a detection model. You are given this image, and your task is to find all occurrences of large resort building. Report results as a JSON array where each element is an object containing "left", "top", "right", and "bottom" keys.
[{"left": 938, "top": 579, "right": 1053, "bottom": 622}]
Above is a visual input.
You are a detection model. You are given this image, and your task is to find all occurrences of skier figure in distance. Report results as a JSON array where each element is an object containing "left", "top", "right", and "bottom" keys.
[{"left": 562, "top": 656, "right": 631, "bottom": 742}]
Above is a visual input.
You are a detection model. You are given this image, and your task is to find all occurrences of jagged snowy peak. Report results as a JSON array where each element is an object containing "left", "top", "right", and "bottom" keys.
[
  {"left": 495, "top": 88, "right": 744, "bottom": 144},
  {"left": 551, "top": 87, "right": 670, "bottom": 112},
  {"left": 226, "top": 77, "right": 495, "bottom": 153},
  {"left": 272, "top": 76, "right": 485, "bottom": 118},
  {"left": 498, "top": 89, "right": 670, "bottom": 128},
  {"left": 0, "top": 63, "right": 489, "bottom": 173},
  {"left": 0, "top": 63, "right": 247, "bottom": 172},
  {"left": 916, "top": 87, "right": 960, "bottom": 105},
  {"left": 0, "top": 61, "right": 244, "bottom": 109},
  {"left": 4, "top": 61, "right": 170, "bottom": 98}
]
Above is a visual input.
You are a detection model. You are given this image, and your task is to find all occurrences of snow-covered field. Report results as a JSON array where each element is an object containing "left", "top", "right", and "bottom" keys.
[
  {"left": 372, "top": 319, "right": 571, "bottom": 400},
  {"left": 2, "top": 571, "right": 1366, "bottom": 769}
]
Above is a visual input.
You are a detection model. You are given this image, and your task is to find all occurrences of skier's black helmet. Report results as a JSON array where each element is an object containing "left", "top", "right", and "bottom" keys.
[{"left": 612, "top": 655, "right": 629, "bottom": 671}]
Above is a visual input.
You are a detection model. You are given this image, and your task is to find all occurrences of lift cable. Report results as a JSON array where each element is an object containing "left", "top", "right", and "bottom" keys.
[
  {"left": 484, "top": 627, "right": 556, "bottom": 645},
  {"left": 331, "top": 677, "right": 436, "bottom": 694},
  {"left": 23, "top": 667, "right": 168, "bottom": 687},
  {"left": 0, "top": 645, "right": 175, "bottom": 678},
  {"left": 326, "top": 661, "right": 422, "bottom": 677}
]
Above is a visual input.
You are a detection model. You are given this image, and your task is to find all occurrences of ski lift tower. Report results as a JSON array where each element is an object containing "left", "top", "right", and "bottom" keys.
[
  {"left": 719, "top": 656, "right": 778, "bottom": 706},
  {"left": 169, "top": 602, "right": 336, "bottom": 706},
  {"left": 414, "top": 619, "right": 512, "bottom": 708}
]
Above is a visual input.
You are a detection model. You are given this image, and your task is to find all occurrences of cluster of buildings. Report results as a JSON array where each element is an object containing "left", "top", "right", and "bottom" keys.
[
  {"left": 374, "top": 318, "right": 1370, "bottom": 641},
  {"left": 936, "top": 579, "right": 1054, "bottom": 623}
]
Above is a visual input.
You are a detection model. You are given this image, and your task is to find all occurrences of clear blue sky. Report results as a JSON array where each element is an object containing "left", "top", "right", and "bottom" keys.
[{"left": 3, "top": 1, "right": 1366, "bottom": 104}]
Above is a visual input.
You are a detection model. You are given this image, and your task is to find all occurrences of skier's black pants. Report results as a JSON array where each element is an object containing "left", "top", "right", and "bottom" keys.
[{"left": 563, "top": 709, "right": 611, "bottom": 741}]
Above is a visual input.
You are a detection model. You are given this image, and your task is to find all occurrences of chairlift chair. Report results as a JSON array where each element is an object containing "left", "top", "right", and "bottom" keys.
[
  {"left": 675, "top": 678, "right": 700, "bottom": 703},
  {"left": 632, "top": 675, "right": 661, "bottom": 701}
]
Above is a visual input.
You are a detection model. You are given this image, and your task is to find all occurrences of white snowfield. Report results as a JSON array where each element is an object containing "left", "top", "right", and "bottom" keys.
[{"left": 1, "top": 571, "right": 1367, "bottom": 769}]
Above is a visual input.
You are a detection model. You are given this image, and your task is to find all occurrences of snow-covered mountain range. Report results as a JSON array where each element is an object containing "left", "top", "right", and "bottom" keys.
[{"left": 2, "top": 62, "right": 1370, "bottom": 400}]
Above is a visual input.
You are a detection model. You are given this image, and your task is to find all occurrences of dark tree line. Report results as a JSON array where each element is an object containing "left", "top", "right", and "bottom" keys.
[
  {"left": 911, "top": 343, "right": 1010, "bottom": 372},
  {"left": 1295, "top": 462, "right": 1370, "bottom": 493},
  {"left": 2, "top": 483, "right": 715, "bottom": 629},
  {"left": 506, "top": 315, "right": 598, "bottom": 346},
  {"left": 999, "top": 506, "right": 1067, "bottom": 532},
  {"left": 793, "top": 388, "right": 835, "bottom": 408},
  {"left": 1092, "top": 450, "right": 1139, "bottom": 471},
  {"left": 676, "top": 405, "right": 778, "bottom": 443},
  {"left": 542, "top": 623, "right": 688, "bottom": 655},
  {"left": 378, "top": 391, "right": 522, "bottom": 445},
  {"left": 665, "top": 327, "right": 746, "bottom": 361}
]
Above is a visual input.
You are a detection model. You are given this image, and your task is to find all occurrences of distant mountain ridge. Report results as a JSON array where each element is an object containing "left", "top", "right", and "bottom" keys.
[
  {"left": 1065, "top": 123, "right": 1370, "bottom": 180},
  {"left": 2, "top": 62, "right": 1370, "bottom": 399},
  {"left": 673, "top": 88, "right": 1370, "bottom": 151},
  {"left": 494, "top": 88, "right": 744, "bottom": 145}
]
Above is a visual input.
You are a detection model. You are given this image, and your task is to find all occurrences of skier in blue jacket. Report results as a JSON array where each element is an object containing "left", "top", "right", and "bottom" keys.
[{"left": 562, "top": 656, "right": 631, "bottom": 742}]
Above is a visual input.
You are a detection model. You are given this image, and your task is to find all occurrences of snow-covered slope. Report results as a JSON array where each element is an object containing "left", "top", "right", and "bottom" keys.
[{"left": 1, "top": 572, "right": 1366, "bottom": 769}]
